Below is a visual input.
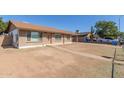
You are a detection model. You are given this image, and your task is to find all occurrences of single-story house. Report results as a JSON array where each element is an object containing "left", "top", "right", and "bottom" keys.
[
  {"left": 72, "top": 32, "right": 90, "bottom": 42},
  {"left": 5, "top": 20, "right": 74, "bottom": 49}
]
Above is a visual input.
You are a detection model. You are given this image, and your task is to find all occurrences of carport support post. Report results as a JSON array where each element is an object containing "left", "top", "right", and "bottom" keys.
[{"left": 111, "top": 48, "right": 116, "bottom": 78}]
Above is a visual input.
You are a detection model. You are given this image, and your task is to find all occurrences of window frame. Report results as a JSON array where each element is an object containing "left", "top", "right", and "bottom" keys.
[
  {"left": 67, "top": 35, "right": 71, "bottom": 40},
  {"left": 55, "top": 34, "right": 62, "bottom": 41},
  {"left": 27, "top": 31, "right": 42, "bottom": 42}
]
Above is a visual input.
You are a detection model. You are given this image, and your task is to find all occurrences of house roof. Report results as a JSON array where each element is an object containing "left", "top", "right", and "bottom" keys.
[
  {"left": 73, "top": 32, "right": 90, "bottom": 36},
  {"left": 6, "top": 20, "right": 74, "bottom": 35}
]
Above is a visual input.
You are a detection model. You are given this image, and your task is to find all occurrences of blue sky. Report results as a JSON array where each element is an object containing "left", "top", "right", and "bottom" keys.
[{"left": 1, "top": 15, "right": 124, "bottom": 32}]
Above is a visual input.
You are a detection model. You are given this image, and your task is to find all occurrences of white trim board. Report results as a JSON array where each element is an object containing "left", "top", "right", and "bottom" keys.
[
  {"left": 19, "top": 42, "right": 72, "bottom": 49},
  {"left": 19, "top": 45, "right": 46, "bottom": 49}
]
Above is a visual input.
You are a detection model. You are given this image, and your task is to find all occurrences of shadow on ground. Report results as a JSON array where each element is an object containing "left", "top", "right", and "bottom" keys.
[{"left": 102, "top": 56, "right": 112, "bottom": 59}]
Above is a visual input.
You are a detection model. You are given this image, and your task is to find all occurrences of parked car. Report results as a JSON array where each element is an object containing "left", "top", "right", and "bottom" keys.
[{"left": 97, "top": 37, "right": 118, "bottom": 45}]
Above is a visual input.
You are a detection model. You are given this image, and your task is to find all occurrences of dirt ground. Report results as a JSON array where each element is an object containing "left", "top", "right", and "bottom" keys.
[
  {"left": 0, "top": 43, "right": 124, "bottom": 78},
  {"left": 61, "top": 43, "right": 116, "bottom": 57}
]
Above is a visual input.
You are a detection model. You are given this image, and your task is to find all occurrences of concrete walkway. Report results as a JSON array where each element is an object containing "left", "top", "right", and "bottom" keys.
[{"left": 52, "top": 46, "right": 124, "bottom": 64}]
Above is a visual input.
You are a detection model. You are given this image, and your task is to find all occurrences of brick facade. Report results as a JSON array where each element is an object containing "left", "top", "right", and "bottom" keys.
[
  {"left": 5, "top": 21, "right": 73, "bottom": 48},
  {"left": 18, "top": 30, "right": 72, "bottom": 48}
]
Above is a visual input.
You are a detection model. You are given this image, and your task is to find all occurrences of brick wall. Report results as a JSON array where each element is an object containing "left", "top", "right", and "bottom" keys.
[
  {"left": 64, "top": 35, "right": 72, "bottom": 43},
  {"left": 19, "top": 30, "right": 43, "bottom": 47},
  {"left": 0, "top": 35, "right": 4, "bottom": 48},
  {"left": 42, "top": 32, "right": 51, "bottom": 44},
  {"left": 0, "top": 35, "right": 12, "bottom": 48}
]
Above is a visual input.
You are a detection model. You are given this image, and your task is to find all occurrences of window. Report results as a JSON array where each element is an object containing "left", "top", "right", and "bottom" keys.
[
  {"left": 31, "top": 32, "right": 40, "bottom": 42},
  {"left": 55, "top": 34, "right": 61, "bottom": 41},
  {"left": 27, "top": 31, "right": 41, "bottom": 42},
  {"left": 67, "top": 35, "right": 70, "bottom": 40}
]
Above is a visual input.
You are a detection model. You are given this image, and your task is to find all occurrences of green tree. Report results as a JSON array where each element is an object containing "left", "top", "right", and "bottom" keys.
[
  {"left": 119, "top": 32, "right": 124, "bottom": 39},
  {"left": 0, "top": 17, "right": 8, "bottom": 32},
  {"left": 75, "top": 29, "right": 80, "bottom": 33},
  {"left": 95, "top": 21, "right": 119, "bottom": 39}
]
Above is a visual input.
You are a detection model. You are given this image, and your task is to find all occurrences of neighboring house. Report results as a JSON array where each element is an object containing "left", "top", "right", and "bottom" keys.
[
  {"left": 5, "top": 20, "right": 73, "bottom": 49},
  {"left": 72, "top": 32, "right": 90, "bottom": 42}
]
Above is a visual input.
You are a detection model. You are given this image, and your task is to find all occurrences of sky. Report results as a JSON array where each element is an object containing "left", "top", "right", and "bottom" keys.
[{"left": 1, "top": 15, "right": 124, "bottom": 32}]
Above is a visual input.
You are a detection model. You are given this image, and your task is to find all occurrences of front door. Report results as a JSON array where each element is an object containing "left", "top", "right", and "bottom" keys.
[{"left": 48, "top": 33, "right": 52, "bottom": 44}]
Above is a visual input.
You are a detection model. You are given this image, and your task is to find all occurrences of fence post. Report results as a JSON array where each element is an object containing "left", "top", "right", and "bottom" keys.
[{"left": 111, "top": 48, "right": 116, "bottom": 78}]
